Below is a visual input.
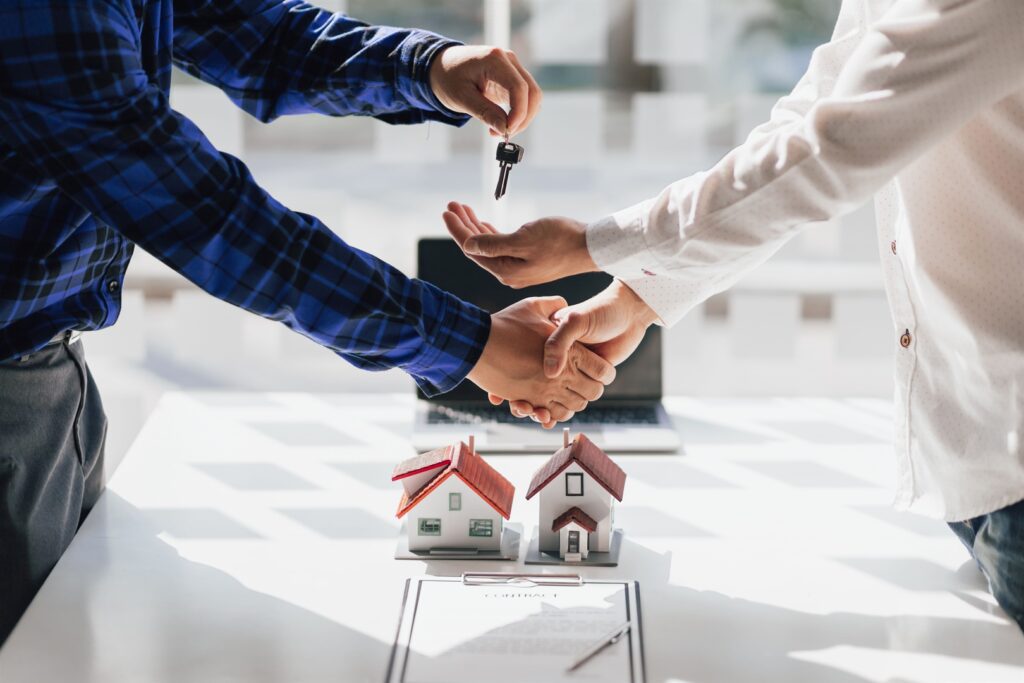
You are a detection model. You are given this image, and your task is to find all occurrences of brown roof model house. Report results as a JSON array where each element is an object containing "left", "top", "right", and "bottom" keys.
[
  {"left": 393, "top": 436, "right": 515, "bottom": 555},
  {"left": 526, "top": 429, "right": 626, "bottom": 563}
]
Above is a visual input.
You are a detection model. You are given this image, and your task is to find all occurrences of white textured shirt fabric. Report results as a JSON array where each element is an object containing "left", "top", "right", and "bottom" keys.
[{"left": 587, "top": 0, "right": 1024, "bottom": 520}]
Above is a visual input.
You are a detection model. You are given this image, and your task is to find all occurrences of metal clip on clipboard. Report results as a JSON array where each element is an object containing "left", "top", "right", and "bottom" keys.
[{"left": 461, "top": 572, "right": 583, "bottom": 587}]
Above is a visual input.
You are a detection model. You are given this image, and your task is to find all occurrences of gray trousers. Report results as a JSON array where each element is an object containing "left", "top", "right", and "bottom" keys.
[{"left": 0, "top": 338, "right": 106, "bottom": 644}]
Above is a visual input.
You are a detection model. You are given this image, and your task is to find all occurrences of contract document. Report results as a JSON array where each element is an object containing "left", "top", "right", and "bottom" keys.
[{"left": 386, "top": 576, "right": 645, "bottom": 683}]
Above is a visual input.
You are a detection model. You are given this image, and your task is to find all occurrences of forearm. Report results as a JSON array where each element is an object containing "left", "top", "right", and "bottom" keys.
[
  {"left": 0, "top": 4, "right": 486, "bottom": 395},
  {"left": 588, "top": 0, "right": 1024, "bottom": 326},
  {"left": 124, "top": 139, "right": 490, "bottom": 393},
  {"left": 172, "top": 0, "right": 469, "bottom": 124}
]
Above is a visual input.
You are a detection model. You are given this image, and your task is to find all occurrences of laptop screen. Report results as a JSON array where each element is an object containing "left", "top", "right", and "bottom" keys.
[{"left": 416, "top": 239, "right": 662, "bottom": 402}]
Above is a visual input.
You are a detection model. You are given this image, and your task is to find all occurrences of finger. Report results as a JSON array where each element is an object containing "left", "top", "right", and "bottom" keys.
[
  {"left": 463, "top": 204, "right": 496, "bottom": 236},
  {"left": 505, "top": 51, "right": 542, "bottom": 135},
  {"left": 547, "top": 403, "right": 575, "bottom": 424},
  {"left": 487, "top": 393, "right": 504, "bottom": 406},
  {"left": 572, "top": 345, "right": 617, "bottom": 385},
  {"left": 532, "top": 406, "right": 552, "bottom": 424},
  {"left": 551, "top": 307, "right": 571, "bottom": 326},
  {"left": 486, "top": 53, "right": 530, "bottom": 137},
  {"left": 481, "top": 222, "right": 499, "bottom": 234},
  {"left": 544, "top": 311, "right": 591, "bottom": 377},
  {"left": 533, "top": 414, "right": 557, "bottom": 429},
  {"left": 508, "top": 399, "right": 533, "bottom": 417},
  {"left": 463, "top": 232, "right": 529, "bottom": 258},
  {"left": 557, "top": 389, "right": 588, "bottom": 414},
  {"left": 459, "top": 83, "right": 513, "bottom": 134},
  {"left": 531, "top": 296, "right": 570, "bottom": 320},
  {"left": 443, "top": 211, "right": 511, "bottom": 277},
  {"left": 452, "top": 203, "right": 489, "bottom": 237},
  {"left": 443, "top": 210, "right": 475, "bottom": 247},
  {"left": 568, "top": 368, "right": 605, "bottom": 402}
]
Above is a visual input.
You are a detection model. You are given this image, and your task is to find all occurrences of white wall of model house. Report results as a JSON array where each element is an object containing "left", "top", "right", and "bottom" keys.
[
  {"left": 537, "top": 463, "right": 614, "bottom": 554},
  {"left": 406, "top": 476, "right": 503, "bottom": 552}
]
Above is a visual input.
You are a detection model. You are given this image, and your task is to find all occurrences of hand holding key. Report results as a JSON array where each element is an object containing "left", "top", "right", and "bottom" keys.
[
  {"left": 429, "top": 45, "right": 542, "bottom": 137},
  {"left": 494, "top": 141, "right": 524, "bottom": 200}
]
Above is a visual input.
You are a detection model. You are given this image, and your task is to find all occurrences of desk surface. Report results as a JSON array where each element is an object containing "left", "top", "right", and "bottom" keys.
[{"left": 1, "top": 393, "right": 1021, "bottom": 683}]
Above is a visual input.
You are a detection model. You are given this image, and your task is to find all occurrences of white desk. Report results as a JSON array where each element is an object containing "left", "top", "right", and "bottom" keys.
[{"left": 1, "top": 393, "right": 1021, "bottom": 682}]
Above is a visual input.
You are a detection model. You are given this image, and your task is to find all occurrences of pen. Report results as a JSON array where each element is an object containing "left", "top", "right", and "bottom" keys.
[{"left": 565, "top": 621, "right": 632, "bottom": 673}]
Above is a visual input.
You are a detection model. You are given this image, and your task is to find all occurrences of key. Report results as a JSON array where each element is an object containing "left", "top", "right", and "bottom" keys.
[{"left": 494, "top": 141, "right": 524, "bottom": 200}]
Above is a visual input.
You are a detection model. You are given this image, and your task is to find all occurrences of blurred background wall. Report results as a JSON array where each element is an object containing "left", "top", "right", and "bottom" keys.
[{"left": 86, "top": 0, "right": 895, "bottom": 468}]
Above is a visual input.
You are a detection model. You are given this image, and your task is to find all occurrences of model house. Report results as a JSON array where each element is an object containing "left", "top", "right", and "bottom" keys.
[
  {"left": 526, "top": 430, "right": 626, "bottom": 562},
  {"left": 393, "top": 437, "right": 514, "bottom": 552}
]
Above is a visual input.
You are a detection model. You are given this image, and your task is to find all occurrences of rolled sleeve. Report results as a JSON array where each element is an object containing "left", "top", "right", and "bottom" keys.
[
  {"left": 0, "top": 3, "right": 487, "bottom": 396},
  {"left": 405, "top": 288, "right": 491, "bottom": 396},
  {"left": 396, "top": 31, "right": 472, "bottom": 126}
]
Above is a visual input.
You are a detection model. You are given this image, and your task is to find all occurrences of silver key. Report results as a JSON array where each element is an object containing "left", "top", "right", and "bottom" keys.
[{"left": 494, "top": 141, "right": 524, "bottom": 200}]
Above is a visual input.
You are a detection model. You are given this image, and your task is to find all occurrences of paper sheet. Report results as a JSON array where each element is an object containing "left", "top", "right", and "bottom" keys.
[{"left": 395, "top": 579, "right": 639, "bottom": 683}]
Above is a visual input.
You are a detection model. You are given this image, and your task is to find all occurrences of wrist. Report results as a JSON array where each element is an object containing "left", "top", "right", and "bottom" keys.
[
  {"left": 612, "top": 279, "right": 659, "bottom": 328},
  {"left": 427, "top": 45, "right": 449, "bottom": 97},
  {"left": 466, "top": 313, "right": 498, "bottom": 388},
  {"left": 421, "top": 43, "right": 467, "bottom": 121},
  {"left": 570, "top": 221, "right": 599, "bottom": 275}
]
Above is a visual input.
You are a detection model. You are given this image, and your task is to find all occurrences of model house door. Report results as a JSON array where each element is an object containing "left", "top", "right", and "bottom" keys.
[{"left": 567, "top": 530, "right": 580, "bottom": 554}]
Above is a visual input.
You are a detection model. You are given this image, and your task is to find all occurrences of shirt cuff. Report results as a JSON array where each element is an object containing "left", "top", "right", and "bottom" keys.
[
  {"left": 396, "top": 31, "right": 472, "bottom": 127},
  {"left": 587, "top": 203, "right": 700, "bottom": 328},
  {"left": 617, "top": 276, "right": 698, "bottom": 328},
  {"left": 586, "top": 200, "right": 662, "bottom": 280},
  {"left": 405, "top": 285, "right": 491, "bottom": 397}
]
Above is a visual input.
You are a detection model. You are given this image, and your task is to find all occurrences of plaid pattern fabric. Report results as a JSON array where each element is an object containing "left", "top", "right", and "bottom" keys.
[{"left": 0, "top": 0, "right": 488, "bottom": 395}]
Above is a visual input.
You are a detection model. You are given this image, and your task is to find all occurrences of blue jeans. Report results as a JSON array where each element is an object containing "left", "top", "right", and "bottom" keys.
[{"left": 949, "top": 498, "right": 1024, "bottom": 634}]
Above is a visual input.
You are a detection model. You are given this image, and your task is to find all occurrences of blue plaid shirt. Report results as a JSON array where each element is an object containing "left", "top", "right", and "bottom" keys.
[{"left": 0, "top": 0, "right": 490, "bottom": 395}]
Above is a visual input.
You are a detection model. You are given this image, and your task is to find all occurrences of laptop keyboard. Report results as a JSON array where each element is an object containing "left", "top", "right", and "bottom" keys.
[{"left": 427, "top": 403, "right": 660, "bottom": 426}]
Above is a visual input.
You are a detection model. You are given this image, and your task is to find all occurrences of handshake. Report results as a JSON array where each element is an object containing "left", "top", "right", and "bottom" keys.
[{"left": 446, "top": 202, "right": 660, "bottom": 428}]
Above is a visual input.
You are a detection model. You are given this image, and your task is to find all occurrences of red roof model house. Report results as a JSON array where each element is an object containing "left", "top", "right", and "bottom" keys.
[
  {"left": 393, "top": 437, "right": 514, "bottom": 553},
  {"left": 526, "top": 430, "right": 626, "bottom": 562}
]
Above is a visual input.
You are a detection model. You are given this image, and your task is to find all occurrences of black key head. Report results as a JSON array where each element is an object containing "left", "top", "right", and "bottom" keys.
[{"left": 496, "top": 141, "right": 524, "bottom": 164}]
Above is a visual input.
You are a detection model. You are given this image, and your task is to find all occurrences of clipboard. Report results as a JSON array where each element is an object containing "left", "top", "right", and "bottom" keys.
[{"left": 385, "top": 573, "right": 646, "bottom": 683}]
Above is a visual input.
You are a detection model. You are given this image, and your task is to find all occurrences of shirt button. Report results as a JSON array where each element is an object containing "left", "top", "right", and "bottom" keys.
[
  {"left": 900, "top": 330, "right": 912, "bottom": 348},
  {"left": 890, "top": 241, "right": 897, "bottom": 255},
  {"left": 107, "top": 279, "right": 120, "bottom": 294}
]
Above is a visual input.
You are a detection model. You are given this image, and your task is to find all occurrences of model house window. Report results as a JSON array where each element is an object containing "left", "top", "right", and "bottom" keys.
[
  {"left": 566, "top": 473, "right": 584, "bottom": 496},
  {"left": 469, "top": 519, "right": 493, "bottom": 537},
  {"left": 418, "top": 518, "right": 441, "bottom": 536},
  {"left": 449, "top": 492, "right": 461, "bottom": 511}
]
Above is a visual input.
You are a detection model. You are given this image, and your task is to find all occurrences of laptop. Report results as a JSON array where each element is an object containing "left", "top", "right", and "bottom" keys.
[{"left": 412, "top": 238, "right": 680, "bottom": 453}]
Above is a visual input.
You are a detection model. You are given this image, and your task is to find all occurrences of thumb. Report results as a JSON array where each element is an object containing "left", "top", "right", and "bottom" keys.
[
  {"left": 464, "top": 232, "right": 526, "bottom": 258},
  {"left": 530, "top": 296, "right": 569, "bottom": 320},
  {"left": 544, "top": 311, "right": 590, "bottom": 378}
]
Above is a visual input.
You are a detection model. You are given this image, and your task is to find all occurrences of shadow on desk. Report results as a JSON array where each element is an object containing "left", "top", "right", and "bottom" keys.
[
  {"left": 0, "top": 494, "right": 391, "bottom": 683},
  {"left": 424, "top": 539, "right": 1024, "bottom": 683},
  {"left": 626, "top": 540, "right": 1023, "bottom": 682}
]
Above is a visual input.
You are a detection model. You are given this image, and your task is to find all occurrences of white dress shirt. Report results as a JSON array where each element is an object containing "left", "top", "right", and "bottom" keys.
[{"left": 587, "top": 0, "right": 1024, "bottom": 520}]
